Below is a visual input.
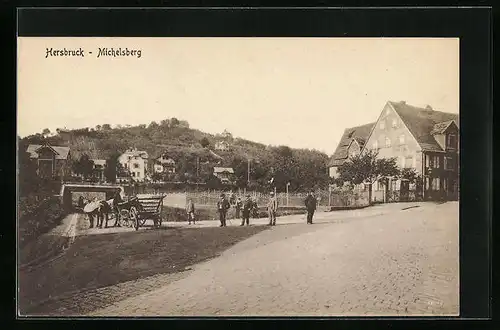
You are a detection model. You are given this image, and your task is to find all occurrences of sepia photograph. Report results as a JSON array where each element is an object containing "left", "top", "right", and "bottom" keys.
[{"left": 17, "top": 37, "right": 459, "bottom": 317}]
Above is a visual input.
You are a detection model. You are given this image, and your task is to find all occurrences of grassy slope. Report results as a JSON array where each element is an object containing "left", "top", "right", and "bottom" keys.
[{"left": 19, "top": 225, "right": 269, "bottom": 314}]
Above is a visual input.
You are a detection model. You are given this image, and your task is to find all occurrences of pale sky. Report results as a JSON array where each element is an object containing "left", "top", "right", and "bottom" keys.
[{"left": 17, "top": 37, "right": 459, "bottom": 155}]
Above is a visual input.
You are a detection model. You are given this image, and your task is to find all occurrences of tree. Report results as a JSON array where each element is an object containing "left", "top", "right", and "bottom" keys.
[
  {"left": 170, "top": 117, "right": 180, "bottom": 127},
  {"left": 149, "top": 121, "right": 159, "bottom": 129},
  {"left": 337, "top": 150, "right": 400, "bottom": 203},
  {"left": 400, "top": 168, "right": 418, "bottom": 183},
  {"left": 200, "top": 137, "right": 210, "bottom": 148},
  {"left": 72, "top": 154, "right": 95, "bottom": 180},
  {"left": 18, "top": 148, "right": 40, "bottom": 197},
  {"left": 104, "top": 152, "right": 120, "bottom": 183},
  {"left": 42, "top": 128, "right": 51, "bottom": 137},
  {"left": 95, "top": 125, "right": 102, "bottom": 131},
  {"left": 102, "top": 124, "right": 111, "bottom": 130}
]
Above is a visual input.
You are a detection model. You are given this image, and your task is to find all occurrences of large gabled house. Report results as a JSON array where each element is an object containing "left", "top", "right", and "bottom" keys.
[
  {"left": 26, "top": 143, "right": 71, "bottom": 179},
  {"left": 330, "top": 100, "right": 459, "bottom": 202},
  {"left": 328, "top": 122, "right": 375, "bottom": 178}
]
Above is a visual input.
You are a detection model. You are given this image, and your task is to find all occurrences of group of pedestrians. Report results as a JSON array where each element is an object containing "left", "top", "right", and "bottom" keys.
[{"left": 186, "top": 190, "right": 319, "bottom": 227}]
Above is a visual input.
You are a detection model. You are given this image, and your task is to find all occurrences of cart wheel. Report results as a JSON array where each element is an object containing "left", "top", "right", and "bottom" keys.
[
  {"left": 130, "top": 206, "right": 139, "bottom": 231},
  {"left": 119, "top": 209, "right": 131, "bottom": 227}
]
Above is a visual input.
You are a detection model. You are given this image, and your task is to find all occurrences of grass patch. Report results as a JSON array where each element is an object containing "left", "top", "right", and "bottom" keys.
[{"left": 19, "top": 225, "right": 268, "bottom": 315}]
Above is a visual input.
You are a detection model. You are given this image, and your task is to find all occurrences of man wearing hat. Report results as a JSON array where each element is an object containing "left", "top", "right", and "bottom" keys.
[
  {"left": 267, "top": 191, "right": 278, "bottom": 226},
  {"left": 216, "top": 194, "right": 231, "bottom": 227},
  {"left": 240, "top": 194, "right": 254, "bottom": 226},
  {"left": 304, "top": 190, "right": 317, "bottom": 224}
]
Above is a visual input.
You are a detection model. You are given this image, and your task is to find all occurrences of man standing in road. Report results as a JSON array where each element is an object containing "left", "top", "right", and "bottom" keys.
[
  {"left": 267, "top": 191, "right": 278, "bottom": 226},
  {"left": 305, "top": 190, "right": 317, "bottom": 224},
  {"left": 235, "top": 197, "right": 242, "bottom": 220},
  {"left": 186, "top": 199, "right": 196, "bottom": 225},
  {"left": 217, "top": 194, "right": 230, "bottom": 227},
  {"left": 240, "top": 194, "right": 254, "bottom": 226}
]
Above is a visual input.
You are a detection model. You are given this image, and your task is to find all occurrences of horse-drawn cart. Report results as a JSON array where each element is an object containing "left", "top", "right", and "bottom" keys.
[{"left": 116, "top": 194, "right": 164, "bottom": 231}]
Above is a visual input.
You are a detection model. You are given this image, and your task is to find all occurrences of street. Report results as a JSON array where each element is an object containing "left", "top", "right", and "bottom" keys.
[{"left": 87, "top": 201, "right": 458, "bottom": 316}]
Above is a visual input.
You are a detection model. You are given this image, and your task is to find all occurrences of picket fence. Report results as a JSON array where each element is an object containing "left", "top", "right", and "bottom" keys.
[{"left": 185, "top": 190, "right": 370, "bottom": 209}]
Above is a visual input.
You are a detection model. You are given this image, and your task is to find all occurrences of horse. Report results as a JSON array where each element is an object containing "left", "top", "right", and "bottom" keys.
[{"left": 83, "top": 198, "right": 113, "bottom": 229}]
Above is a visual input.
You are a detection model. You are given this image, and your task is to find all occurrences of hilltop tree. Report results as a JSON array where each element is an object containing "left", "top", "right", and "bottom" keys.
[
  {"left": 42, "top": 128, "right": 51, "bottom": 137},
  {"left": 170, "top": 117, "right": 180, "bottom": 127},
  {"left": 102, "top": 124, "right": 111, "bottom": 130},
  {"left": 200, "top": 137, "right": 210, "bottom": 148}
]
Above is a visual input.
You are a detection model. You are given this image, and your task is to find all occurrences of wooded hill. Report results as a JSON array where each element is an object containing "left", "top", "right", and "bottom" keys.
[{"left": 19, "top": 118, "right": 331, "bottom": 192}]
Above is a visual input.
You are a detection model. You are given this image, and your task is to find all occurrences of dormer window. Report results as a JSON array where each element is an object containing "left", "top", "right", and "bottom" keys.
[
  {"left": 391, "top": 119, "right": 398, "bottom": 128},
  {"left": 447, "top": 134, "right": 457, "bottom": 149}
]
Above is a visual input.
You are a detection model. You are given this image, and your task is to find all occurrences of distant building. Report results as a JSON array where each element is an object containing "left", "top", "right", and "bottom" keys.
[
  {"left": 91, "top": 159, "right": 107, "bottom": 182},
  {"left": 153, "top": 154, "right": 176, "bottom": 174},
  {"left": 213, "top": 167, "right": 235, "bottom": 184},
  {"left": 26, "top": 143, "right": 71, "bottom": 179},
  {"left": 214, "top": 140, "right": 230, "bottom": 151},
  {"left": 118, "top": 148, "right": 149, "bottom": 182}
]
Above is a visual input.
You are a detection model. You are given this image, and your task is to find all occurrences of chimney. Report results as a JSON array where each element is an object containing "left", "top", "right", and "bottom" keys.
[{"left": 425, "top": 105, "right": 433, "bottom": 111}]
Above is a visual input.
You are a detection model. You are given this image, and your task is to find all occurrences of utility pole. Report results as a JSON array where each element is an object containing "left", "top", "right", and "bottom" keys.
[
  {"left": 247, "top": 158, "right": 250, "bottom": 185},
  {"left": 286, "top": 182, "right": 290, "bottom": 206}
]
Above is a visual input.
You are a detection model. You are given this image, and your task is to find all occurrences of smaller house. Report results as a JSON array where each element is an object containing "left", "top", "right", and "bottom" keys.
[
  {"left": 328, "top": 123, "right": 375, "bottom": 179},
  {"left": 26, "top": 143, "right": 71, "bottom": 179},
  {"left": 214, "top": 140, "right": 230, "bottom": 151},
  {"left": 153, "top": 154, "right": 176, "bottom": 174},
  {"left": 213, "top": 167, "right": 235, "bottom": 184},
  {"left": 118, "top": 148, "right": 149, "bottom": 182},
  {"left": 92, "top": 159, "right": 107, "bottom": 182}
]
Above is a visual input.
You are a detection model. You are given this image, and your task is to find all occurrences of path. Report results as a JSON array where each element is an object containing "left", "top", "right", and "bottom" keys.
[{"left": 89, "top": 202, "right": 458, "bottom": 316}]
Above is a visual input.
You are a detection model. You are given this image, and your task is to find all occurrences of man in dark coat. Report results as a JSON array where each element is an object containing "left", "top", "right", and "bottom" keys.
[
  {"left": 240, "top": 195, "right": 254, "bottom": 226},
  {"left": 235, "top": 197, "right": 242, "bottom": 219},
  {"left": 216, "top": 194, "right": 231, "bottom": 227},
  {"left": 305, "top": 191, "right": 317, "bottom": 224}
]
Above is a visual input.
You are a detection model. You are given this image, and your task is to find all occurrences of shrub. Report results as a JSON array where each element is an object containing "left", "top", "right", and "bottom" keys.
[{"left": 18, "top": 196, "right": 67, "bottom": 248}]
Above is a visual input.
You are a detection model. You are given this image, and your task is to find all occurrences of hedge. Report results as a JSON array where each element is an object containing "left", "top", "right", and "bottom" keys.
[{"left": 18, "top": 195, "right": 66, "bottom": 248}]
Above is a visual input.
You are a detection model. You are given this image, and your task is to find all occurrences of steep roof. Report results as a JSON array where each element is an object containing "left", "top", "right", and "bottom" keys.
[
  {"left": 27, "top": 144, "right": 71, "bottom": 160},
  {"left": 389, "top": 101, "right": 459, "bottom": 152},
  {"left": 430, "top": 120, "right": 457, "bottom": 135},
  {"left": 328, "top": 123, "right": 375, "bottom": 167}
]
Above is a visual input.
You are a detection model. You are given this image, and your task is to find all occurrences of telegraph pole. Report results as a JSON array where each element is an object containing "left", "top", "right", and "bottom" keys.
[{"left": 247, "top": 158, "right": 250, "bottom": 185}]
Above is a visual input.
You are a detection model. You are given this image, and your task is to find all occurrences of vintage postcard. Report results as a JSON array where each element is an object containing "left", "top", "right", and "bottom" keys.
[{"left": 17, "top": 37, "right": 459, "bottom": 317}]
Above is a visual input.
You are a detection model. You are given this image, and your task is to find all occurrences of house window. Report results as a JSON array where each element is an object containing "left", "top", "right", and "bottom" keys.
[
  {"left": 404, "top": 156, "right": 413, "bottom": 168},
  {"left": 133, "top": 163, "right": 140, "bottom": 169},
  {"left": 386, "top": 108, "right": 391, "bottom": 115},
  {"left": 400, "top": 156, "right": 405, "bottom": 168},
  {"left": 372, "top": 141, "right": 378, "bottom": 150},
  {"left": 385, "top": 137, "right": 391, "bottom": 148},
  {"left": 427, "top": 155, "right": 441, "bottom": 168},
  {"left": 131, "top": 172, "right": 135, "bottom": 177},
  {"left": 379, "top": 121, "right": 385, "bottom": 130},
  {"left": 412, "top": 157, "right": 417, "bottom": 168},
  {"left": 447, "top": 134, "right": 458, "bottom": 149},
  {"left": 399, "top": 134, "right": 405, "bottom": 145},
  {"left": 444, "top": 156, "right": 454, "bottom": 170},
  {"left": 392, "top": 119, "right": 398, "bottom": 128},
  {"left": 431, "top": 177, "right": 441, "bottom": 190}
]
